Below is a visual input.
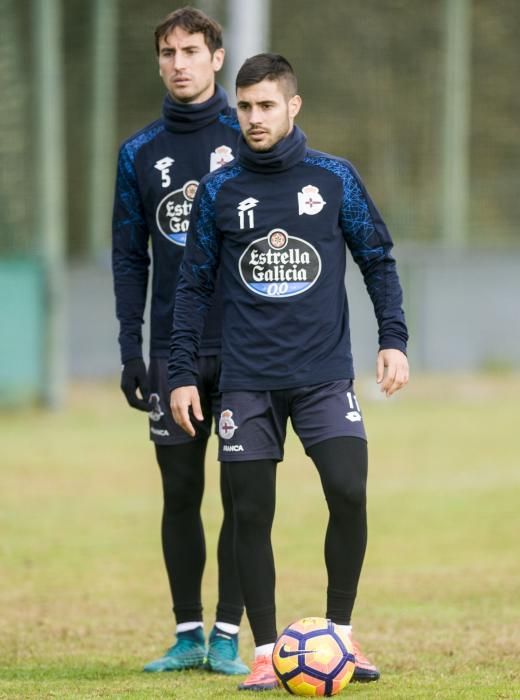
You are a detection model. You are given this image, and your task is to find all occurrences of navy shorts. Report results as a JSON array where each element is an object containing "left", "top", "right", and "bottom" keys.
[
  {"left": 217, "top": 380, "right": 367, "bottom": 462},
  {"left": 148, "top": 355, "right": 221, "bottom": 445}
]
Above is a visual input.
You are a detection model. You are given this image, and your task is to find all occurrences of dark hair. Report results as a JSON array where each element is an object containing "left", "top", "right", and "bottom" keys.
[
  {"left": 236, "top": 53, "right": 298, "bottom": 96},
  {"left": 154, "top": 6, "right": 223, "bottom": 55}
]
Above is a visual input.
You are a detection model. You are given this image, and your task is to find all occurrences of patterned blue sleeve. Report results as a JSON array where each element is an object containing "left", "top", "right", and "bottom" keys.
[
  {"left": 339, "top": 162, "right": 408, "bottom": 352},
  {"left": 168, "top": 180, "right": 221, "bottom": 389},
  {"left": 306, "top": 154, "right": 408, "bottom": 352},
  {"left": 219, "top": 109, "right": 241, "bottom": 133},
  {"left": 112, "top": 141, "right": 151, "bottom": 363}
]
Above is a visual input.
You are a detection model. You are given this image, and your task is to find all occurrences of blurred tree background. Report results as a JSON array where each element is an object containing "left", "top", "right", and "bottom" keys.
[
  {"left": 1, "top": 0, "right": 519, "bottom": 258},
  {"left": 1, "top": 0, "right": 520, "bottom": 408}
]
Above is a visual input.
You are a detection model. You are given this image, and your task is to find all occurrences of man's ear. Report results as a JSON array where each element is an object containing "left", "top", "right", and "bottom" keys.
[
  {"left": 289, "top": 94, "right": 302, "bottom": 120},
  {"left": 212, "top": 47, "right": 225, "bottom": 73}
]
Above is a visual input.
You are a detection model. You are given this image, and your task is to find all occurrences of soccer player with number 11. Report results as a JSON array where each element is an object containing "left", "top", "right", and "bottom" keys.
[{"left": 169, "top": 53, "right": 409, "bottom": 690}]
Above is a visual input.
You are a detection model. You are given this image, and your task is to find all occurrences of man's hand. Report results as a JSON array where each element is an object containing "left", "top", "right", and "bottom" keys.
[
  {"left": 120, "top": 358, "right": 150, "bottom": 411},
  {"left": 376, "top": 349, "right": 409, "bottom": 397},
  {"left": 170, "top": 385, "right": 203, "bottom": 437}
]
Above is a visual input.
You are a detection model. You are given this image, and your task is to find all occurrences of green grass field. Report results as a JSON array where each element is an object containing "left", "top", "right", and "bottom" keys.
[{"left": 1, "top": 374, "right": 519, "bottom": 699}]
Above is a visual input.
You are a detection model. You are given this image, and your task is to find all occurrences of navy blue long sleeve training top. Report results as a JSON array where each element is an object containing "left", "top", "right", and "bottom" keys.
[
  {"left": 169, "top": 126, "right": 408, "bottom": 392},
  {"left": 112, "top": 85, "right": 239, "bottom": 364}
]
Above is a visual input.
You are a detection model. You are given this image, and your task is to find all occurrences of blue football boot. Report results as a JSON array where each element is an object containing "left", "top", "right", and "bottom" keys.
[
  {"left": 206, "top": 626, "right": 250, "bottom": 675},
  {"left": 143, "top": 627, "right": 206, "bottom": 672}
]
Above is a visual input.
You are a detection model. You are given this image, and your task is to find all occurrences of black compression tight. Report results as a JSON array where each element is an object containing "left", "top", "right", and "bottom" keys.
[
  {"left": 307, "top": 437, "right": 368, "bottom": 626},
  {"left": 217, "top": 459, "right": 244, "bottom": 623},
  {"left": 224, "top": 436, "right": 368, "bottom": 645},
  {"left": 224, "top": 460, "right": 278, "bottom": 646},
  {"left": 155, "top": 442, "right": 243, "bottom": 626}
]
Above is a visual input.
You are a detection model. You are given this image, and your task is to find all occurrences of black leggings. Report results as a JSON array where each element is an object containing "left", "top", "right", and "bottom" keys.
[
  {"left": 155, "top": 442, "right": 243, "bottom": 626},
  {"left": 224, "top": 436, "right": 367, "bottom": 645}
]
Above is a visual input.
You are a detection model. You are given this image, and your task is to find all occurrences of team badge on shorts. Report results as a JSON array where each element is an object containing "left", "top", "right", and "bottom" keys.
[
  {"left": 210, "top": 145, "right": 234, "bottom": 172},
  {"left": 298, "top": 185, "right": 326, "bottom": 215},
  {"left": 219, "top": 409, "right": 238, "bottom": 439},
  {"left": 148, "top": 393, "right": 164, "bottom": 422},
  {"left": 239, "top": 228, "right": 322, "bottom": 298},
  {"left": 155, "top": 179, "right": 198, "bottom": 246}
]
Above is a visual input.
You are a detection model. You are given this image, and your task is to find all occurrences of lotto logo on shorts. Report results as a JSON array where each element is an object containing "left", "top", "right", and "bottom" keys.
[
  {"left": 345, "top": 391, "right": 362, "bottom": 422},
  {"left": 148, "top": 393, "right": 164, "bottom": 422},
  {"left": 219, "top": 409, "right": 238, "bottom": 439}
]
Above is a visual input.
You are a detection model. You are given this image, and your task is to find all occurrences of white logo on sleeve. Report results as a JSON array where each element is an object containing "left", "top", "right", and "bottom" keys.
[
  {"left": 210, "top": 145, "right": 234, "bottom": 172},
  {"left": 298, "top": 185, "right": 326, "bottom": 215},
  {"left": 237, "top": 197, "right": 259, "bottom": 229},
  {"left": 154, "top": 156, "right": 175, "bottom": 188},
  {"left": 219, "top": 409, "right": 239, "bottom": 439}
]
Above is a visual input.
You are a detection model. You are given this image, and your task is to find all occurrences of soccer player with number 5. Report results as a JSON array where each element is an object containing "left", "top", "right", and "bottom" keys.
[
  {"left": 112, "top": 7, "right": 248, "bottom": 677},
  {"left": 169, "top": 53, "right": 409, "bottom": 691}
]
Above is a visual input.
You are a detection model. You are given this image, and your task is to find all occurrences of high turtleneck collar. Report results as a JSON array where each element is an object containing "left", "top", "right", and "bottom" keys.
[
  {"left": 237, "top": 126, "right": 307, "bottom": 173},
  {"left": 162, "top": 84, "right": 228, "bottom": 133}
]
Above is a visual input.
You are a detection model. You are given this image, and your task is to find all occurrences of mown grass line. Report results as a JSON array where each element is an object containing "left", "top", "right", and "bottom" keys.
[{"left": 1, "top": 375, "right": 519, "bottom": 699}]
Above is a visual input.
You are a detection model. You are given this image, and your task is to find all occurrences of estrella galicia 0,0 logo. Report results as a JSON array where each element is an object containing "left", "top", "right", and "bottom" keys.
[
  {"left": 155, "top": 180, "right": 198, "bottom": 246},
  {"left": 239, "top": 228, "right": 321, "bottom": 298}
]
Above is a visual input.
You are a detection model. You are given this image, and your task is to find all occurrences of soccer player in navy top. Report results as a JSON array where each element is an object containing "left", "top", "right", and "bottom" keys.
[
  {"left": 169, "top": 53, "right": 409, "bottom": 690},
  {"left": 112, "top": 7, "right": 248, "bottom": 675}
]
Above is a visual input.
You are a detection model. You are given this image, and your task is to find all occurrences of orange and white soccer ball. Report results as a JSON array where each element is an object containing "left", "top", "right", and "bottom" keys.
[{"left": 272, "top": 617, "right": 356, "bottom": 696}]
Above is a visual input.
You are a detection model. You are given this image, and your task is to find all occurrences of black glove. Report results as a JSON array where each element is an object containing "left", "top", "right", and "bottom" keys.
[{"left": 120, "top": 358, "right": 150, "bottom": 411}]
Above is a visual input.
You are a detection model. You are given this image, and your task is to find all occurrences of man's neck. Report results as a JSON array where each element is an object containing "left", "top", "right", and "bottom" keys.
[{"left": 168, "top": 85, "right": 216, "bottom": 106}]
